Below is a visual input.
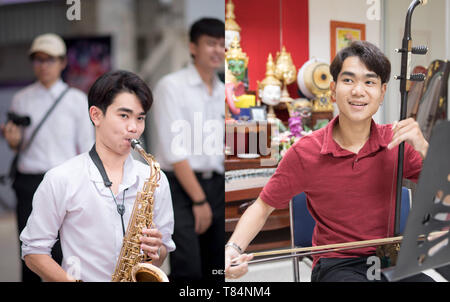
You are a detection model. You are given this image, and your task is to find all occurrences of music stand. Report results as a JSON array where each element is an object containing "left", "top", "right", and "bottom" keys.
[{"left": 384, "top": 120, "right": 450, "bottom": 281}]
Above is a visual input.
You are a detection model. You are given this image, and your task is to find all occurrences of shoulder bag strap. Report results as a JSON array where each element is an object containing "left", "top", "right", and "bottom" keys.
[{"left": 8, "top": 86, "right": 71, "bottom": 179}]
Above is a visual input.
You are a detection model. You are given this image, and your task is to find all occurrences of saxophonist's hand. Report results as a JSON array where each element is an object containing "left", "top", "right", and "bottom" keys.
[{"left": 140, "top": 228, "right": 163, "bottom": 261}]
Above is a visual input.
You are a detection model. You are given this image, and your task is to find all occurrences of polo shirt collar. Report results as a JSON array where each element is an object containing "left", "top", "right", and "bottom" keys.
[{"left": 320, "top": 115, "right": 388, "bottom": 157}]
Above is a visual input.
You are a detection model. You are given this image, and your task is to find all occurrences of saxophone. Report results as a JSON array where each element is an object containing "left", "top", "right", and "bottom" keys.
[{"left": 111, "top": 139, "right": 169, "bottom": 282}]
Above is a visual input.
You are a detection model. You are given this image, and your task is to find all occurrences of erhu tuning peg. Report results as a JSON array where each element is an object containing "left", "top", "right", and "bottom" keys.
[
  {"left": 410, "top": 73, "right": 426, "bottom": 81},
  {"left": 412, "top": 45, "right": 428, "bottom": 55}
]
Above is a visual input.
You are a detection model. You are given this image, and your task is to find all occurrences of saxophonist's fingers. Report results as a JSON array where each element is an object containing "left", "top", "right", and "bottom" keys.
[
  {"left": 140, "top": 228, "right": 162, "bottom": 258},
  {"left": 141, "top": 227, "right": 162, "bottom": 238},
  {"left": 140, "top": 235, "right": 162, "bottom": 247},
  {"left": 140, "top": 244, "right": 160, "bottom": 260}
]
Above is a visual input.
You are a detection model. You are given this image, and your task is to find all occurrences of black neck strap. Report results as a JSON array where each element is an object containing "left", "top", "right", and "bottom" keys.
[
  {"left": 89, "top": 144, "right": 126, "bottom": 236},
  {"left": 89, "top": 144, "right": 112, "bottom": 187}
]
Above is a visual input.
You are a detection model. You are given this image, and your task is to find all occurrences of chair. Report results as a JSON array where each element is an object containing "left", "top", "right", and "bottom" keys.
[{"left": 289, "top": 187, "right": 411, "bottom": 282}]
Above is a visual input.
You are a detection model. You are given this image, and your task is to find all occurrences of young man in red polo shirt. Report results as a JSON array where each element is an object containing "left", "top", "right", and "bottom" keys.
[{"left": 224, "top": 41, "right": 434, "bottom": 282}]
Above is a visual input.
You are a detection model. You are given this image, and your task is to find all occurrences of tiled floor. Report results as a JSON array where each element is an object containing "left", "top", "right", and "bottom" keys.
[
  {"left": 227, "top": 256, "right": 448, "bottom": 282},
  {"left": 226, "top": 257, "right": 312, "bottom": 282}
]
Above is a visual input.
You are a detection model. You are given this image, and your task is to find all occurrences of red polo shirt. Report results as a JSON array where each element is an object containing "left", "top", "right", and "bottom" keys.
[{"left": 260, "top": 116, "right": 423, "bottom": 266}]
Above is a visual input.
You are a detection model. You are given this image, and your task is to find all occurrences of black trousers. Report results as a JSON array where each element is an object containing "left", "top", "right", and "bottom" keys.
[
  {"left": 165, "top": 171, "right": 224, "bottom": 282},
  {"left": 311, "top": 257, "right": 435, "bottom": 282},
  {"left": 435, "top": 265, "right": 450, "bottom": 280},
  {"left": 13, "top": 172, "right": 63, "bottom": 282}
]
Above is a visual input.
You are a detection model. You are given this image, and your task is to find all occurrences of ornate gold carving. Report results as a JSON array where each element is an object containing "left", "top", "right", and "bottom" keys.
[
  {"left": 226, "top": 36, "right": 249, "bottom": 67},
  {"left": 261, "top": 53, "right": 282, "bottom": 88},
  {"left": 225, "top": 0, "right": 241, "bottom": 32}
]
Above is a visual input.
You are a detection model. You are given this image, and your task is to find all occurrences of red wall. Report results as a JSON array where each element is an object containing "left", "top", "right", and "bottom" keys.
[{"left": 232, "top": 0, "right": 309, "bottom": 98}]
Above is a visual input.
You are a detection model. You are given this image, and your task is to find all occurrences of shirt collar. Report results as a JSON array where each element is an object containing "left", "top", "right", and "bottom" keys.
[
  {"left": 88, "top": 152, "right": 139, "bottom": 196},
  {"left": 320, "top": 115, "right": 388, "bottom": 157},
  {"left": 187, "top": 63, "right": 222, "bottom": 94},
  {"left": 36, "top": 79, "right": 67, "bottom": 99},
  {"left": 187, "top": 63, "right": 203, "bottom": 86}
]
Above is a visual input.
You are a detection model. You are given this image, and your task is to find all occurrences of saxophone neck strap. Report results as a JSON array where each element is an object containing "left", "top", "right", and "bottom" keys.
[
  {"left": 89, "top": 144, "right": 126, "bottom": 236},
  {"left": 89, "top": 144, "right": 112, "bottom": 188}
]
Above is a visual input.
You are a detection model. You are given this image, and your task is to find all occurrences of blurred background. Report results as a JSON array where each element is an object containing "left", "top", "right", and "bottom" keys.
[
  {"left": 0, "top": 0, "right": 224, "bottom": 281},
  {"left": 223, "top": 0, "right": 449, "bottom": 282}
]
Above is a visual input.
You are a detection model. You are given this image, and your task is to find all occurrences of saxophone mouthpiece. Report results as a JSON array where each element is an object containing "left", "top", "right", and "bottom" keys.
[
  {"left": 420, "top": 0, "right": 428, "bottom": 5},
  {"left": 130, "top": 139, "right": 141, "bottom": 150}
]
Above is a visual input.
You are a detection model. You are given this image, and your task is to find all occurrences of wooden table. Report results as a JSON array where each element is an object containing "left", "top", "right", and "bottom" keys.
[{"left": 225, "top": 155, "right": 291, "bottom": 252}]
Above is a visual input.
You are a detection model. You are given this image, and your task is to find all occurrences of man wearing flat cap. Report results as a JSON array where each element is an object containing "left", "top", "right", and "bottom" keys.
[{"left": 1, "top": 33, "right": 94, "bottom": 282}]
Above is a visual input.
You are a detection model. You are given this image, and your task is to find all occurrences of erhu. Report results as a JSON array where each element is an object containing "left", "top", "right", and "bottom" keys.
[
  {"left": 375, "top": 0, "right": 429, "bottom": 263},
  {"left": 392, "top": 0, "right": 428, "bottom": 237},
  {"left": 231, "top": 0, "right": 431, "bottom": 269}
]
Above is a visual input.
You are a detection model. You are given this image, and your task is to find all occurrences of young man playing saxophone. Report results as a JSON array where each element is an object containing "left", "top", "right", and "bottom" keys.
[{"left": 20, "top": 70, "right": 175, "bottom": 282}]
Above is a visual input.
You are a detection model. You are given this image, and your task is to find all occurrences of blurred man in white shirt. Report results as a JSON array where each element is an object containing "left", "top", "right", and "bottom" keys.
[
  {"left": 1, "top": 33, "right": 94, "bottom": 281},
  {"left": 149, "top": 18, "right": 225, "bottom": 282}
]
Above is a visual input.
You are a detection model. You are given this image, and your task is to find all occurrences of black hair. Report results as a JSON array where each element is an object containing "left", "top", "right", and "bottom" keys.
[
  {"left": 88, "top": 70, "right": 153, "bottom": 116},
  {"left": 189, "top": 17, "right": 225, "bottom": 44},
  {"left": 330, "top": 40, "right": 391, "bottom": 84}
]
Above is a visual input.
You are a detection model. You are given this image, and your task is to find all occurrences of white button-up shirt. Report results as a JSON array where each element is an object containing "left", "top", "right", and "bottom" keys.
[
  {"left": 20, "top": 152, "right": 175, "bottom": 282},
  {"left": 148, "top": 64, "right": 224, "bottom": 173},
  {"left": 9, "top": 79, "right": 94, "bottom": 174}
]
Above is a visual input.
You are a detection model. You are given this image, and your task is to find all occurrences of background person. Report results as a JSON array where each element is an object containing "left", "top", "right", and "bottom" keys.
[
  {"left": 149, "top": 18, "right": 225, "bottom": 282},
  {"left": 1, "top": 33, "right": 94, "bottom": 282}
]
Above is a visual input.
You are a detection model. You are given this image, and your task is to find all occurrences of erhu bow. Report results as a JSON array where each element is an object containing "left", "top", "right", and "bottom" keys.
[
  {"left": 230, "top": 231, "right": 448, "bottom": 267},
  {"left": 393, "top": 0, "right": 428, "bottom": 236}
]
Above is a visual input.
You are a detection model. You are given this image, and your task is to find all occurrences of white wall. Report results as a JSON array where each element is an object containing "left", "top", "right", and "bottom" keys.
[
  {"left": 309, "top": 0, "right": 450, "bottom": 124},
  {"left": 184, "top": 0, "right": 224, "bottom": 29},
  {"left": 383, "top": 0, "right": 448, "bottom": 124},
  {"left": 308, "top": 0, "right": 383, "bottom": 122},
  {"left": 447, "top": 0, "right": 450, "bottom": 62},
  {"left": 97, "top": 0, "right": 136, "bottom": 71},
  {"left": 447, "top": 0, "right": 450, "bottom": 119},
  {"left": 309, "top": 0, "right": 382, "bottom": 60}
]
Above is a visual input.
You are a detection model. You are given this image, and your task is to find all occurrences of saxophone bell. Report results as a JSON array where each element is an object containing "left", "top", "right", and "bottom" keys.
[{"left": 131, "top": 263, "right": 169, "bottom": 282}]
